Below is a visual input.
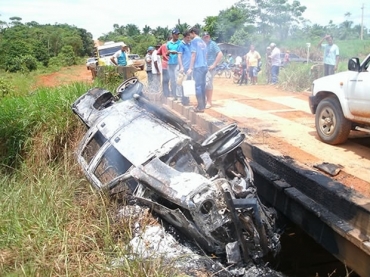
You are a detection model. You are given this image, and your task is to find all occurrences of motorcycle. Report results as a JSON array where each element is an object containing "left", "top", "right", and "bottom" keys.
[
  {"left": 232, "top": 65, "right": 243, "bottom": 84},
  {"left": 215, "top": 62, "right": 232, "bottom": 78}
]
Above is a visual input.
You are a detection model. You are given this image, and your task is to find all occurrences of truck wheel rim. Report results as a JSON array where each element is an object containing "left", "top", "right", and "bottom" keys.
[{"left": 318, "top": 107, "right": 336, "bottom": 136}]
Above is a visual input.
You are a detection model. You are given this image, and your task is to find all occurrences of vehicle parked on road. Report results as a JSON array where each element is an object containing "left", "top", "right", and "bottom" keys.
[
  {"left": 96, "top": 41, "right": 126, "bottom": 66},
  {"left": 309, "top": 54, "right": 370, "bottom": 144},
  {"left": 71, "top": 77, "right": 281, "bottom": 265},
  {"left": 86, "top": 57, "right": 97, "bottom": 70},
  {"left": 280, "top": 53, "right": 311, "bottom": 66},
  {"left": 127, "top": 54, "right": 145, "bottom": 70}
]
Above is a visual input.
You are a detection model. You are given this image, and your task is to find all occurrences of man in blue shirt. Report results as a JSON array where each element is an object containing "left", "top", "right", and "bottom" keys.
[
  {"left": 188, "top": 27, "right": 208, "bottom": 113},
  {"left": 317, "top": 34, "right": 339, "bottom": 76},
  {"left": 167, "top": 28, "right": 181, "bottom": 99},
  {"left": 111, "top": 43, "right": 128, "bottom": 66},
  {"left": 178, "top": 30, "right": 192, "bottom": 105},
  {"left": 202, "top": 32, "right": 223, "bottom": 109}
]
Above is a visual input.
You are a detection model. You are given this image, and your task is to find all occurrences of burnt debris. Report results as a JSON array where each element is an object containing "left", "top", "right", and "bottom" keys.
[{"left": 71, "top": 77, "right": 281, "bottom": 269}]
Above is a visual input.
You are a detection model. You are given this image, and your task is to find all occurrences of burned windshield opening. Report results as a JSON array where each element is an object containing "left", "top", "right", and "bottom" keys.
[
  {"left": 94, "top": 145, "right": 133, "bottom": 186},
  {"left": 82, "top": 130, "right": 107, "bottom": 165}
]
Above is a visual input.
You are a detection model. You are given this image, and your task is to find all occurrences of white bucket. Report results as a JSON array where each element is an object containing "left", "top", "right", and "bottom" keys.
[{"left": 183, "top": 79, "right": 195, "bottom": 96}]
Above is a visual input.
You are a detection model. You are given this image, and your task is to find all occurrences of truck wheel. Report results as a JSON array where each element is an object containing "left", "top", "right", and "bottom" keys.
[{"left": 315, "top": 97, "right": 351, "bottom": 145}]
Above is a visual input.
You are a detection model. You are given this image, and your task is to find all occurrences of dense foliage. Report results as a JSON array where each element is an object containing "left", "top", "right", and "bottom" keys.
[{"left": 0, "top": 17, "right": 94, "bottom": 72}]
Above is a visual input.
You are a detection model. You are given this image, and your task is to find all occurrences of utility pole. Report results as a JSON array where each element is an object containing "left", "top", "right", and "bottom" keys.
[{"left": 360, "top": 3, "right": 364, "bottom": 40}]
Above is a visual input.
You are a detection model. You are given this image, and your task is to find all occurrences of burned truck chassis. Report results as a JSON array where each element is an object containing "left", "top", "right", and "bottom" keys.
[{"left": 71, "top": 77, "right": 281, "bottom": 266}]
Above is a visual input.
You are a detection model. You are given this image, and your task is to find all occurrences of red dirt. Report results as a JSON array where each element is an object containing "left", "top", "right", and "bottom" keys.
[
  {"left": 35, "top": 65, "right": 93, "bottom": 88},
  {"left": 36, "top": 67, "right": 370, "bottom": 198}
]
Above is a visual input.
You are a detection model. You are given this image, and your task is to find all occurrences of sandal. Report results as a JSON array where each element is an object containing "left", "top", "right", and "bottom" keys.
[{"left": 194, "top": 108, "right": 204, "bottom": 113}]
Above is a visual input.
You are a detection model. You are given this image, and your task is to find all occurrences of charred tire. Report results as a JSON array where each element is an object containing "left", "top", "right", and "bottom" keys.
[
  {"left": 116, "top": 77, "right": 144, "bottom": 100},
  {"left": 212, "top": 133, "right": 245, "bottom": 158},
  {"left": 315, "top": 97, "right": 351, "bottom": 145},
  {"left": 202, "top": 124, "right": 238, "bottom": 148}
]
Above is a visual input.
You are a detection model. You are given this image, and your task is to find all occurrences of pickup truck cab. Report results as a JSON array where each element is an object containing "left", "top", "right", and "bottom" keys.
[{"left": 309, "top": 54, "right": 370, "bottom": 144}]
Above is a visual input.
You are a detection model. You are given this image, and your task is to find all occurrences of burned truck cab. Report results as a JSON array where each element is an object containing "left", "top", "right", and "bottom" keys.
[{"left": 72, "top": 77, "right": 281, "bottom": 265}]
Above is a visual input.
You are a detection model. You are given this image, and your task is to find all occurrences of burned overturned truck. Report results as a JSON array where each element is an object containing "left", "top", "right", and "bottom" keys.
[{"left": 71, "top": 77, "right": 281, "bottom": 265}]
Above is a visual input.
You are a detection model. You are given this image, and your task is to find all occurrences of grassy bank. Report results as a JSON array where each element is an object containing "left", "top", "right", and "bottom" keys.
[{"left": 0, "top": 82, "right": 178, "bottom": 276}]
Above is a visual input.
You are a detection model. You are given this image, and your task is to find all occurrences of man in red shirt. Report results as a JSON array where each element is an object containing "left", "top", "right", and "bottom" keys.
[{"left": 157, "top": 36, "right": 171, "bottom": 97}]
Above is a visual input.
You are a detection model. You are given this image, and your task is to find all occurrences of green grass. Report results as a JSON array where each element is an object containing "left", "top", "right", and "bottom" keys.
[
  {"left": 270, "top": 39, "right": 370, "bottom": 92},
  {"left": 0, "top": 81, "right": 185, "bottom": 276},
  {"left": 279, "top": 39, "right": 370, "bottom": 61}
]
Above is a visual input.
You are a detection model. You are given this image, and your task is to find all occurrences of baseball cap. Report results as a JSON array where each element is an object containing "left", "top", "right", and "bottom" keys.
[
  {"left": 172, "top": 28, "right": 180, "bottom": 34},
  {"left": 147, "top": 46, "right": 154, "bottom": 51},
  {"left": 270, "top": 43, "right": 276, "bottom": 48},
  {"left": 202, "top": 31, "right": 210, "bottom": 37}
]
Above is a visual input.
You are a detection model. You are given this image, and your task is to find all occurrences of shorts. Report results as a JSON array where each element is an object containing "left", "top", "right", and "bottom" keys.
[
  {"left": 248, "top": 66, "right": 259, "bottom": 77},
  {"left": 205, "top": 69, "right": 216, "bottom": 90}
]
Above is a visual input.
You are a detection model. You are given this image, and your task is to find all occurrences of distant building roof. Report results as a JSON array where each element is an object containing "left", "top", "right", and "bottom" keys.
[{"left": 217, "top": 43, "right": 248, "bottom": 55}]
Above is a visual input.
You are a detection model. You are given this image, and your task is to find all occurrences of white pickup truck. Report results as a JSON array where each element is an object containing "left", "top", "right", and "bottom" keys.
[{"left": 309, "top": 54, "right": 370, "bottom": 145}]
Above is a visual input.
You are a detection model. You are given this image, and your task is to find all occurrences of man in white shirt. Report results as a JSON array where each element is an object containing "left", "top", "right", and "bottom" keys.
[
  {"left": 269, "top": 43, "right": 281, "bottom": 85},
  {"left": 150, "top": 44, "right": 162, "bottom": 93}
]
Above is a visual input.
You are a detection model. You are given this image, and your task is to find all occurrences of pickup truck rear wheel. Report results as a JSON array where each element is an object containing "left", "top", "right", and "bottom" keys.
[{"left": 315, "top": 97, "right": 351, "bottom": 145}]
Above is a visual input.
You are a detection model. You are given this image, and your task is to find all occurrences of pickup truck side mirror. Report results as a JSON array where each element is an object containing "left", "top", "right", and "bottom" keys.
[{"left": 348, "top": 57, "right": 360, "bottom": 71}]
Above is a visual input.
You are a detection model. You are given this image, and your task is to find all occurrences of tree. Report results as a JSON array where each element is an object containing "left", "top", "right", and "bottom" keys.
[
  {"left": 203, "top": 16, "right": 219, "bottom": 38},
  {"left": 215, "top": 4, "right": 252, "bottom": 42},
  {"left": 58, "top": 45, "right": 76, "bottom": 66},
  {"left": 230, "top": 28, "right": 251, "bottom": 46},
  {"left": 125, "top": 24, "right": 141, "bottom": 37},
  {"left": 249, "top": 0, "right": 307, "bottom": 40},
  {"left": 176, "top": 20, "right": 190, "bottom": 35},
  {"left": 142, "top": 25, "right": 151, "bottom": 35},
  {"left": 152, "top": 26, "right": 171, "bottom": 42},
  {"left": 9, "top": 16, "right": 23, "bottom": 27}
]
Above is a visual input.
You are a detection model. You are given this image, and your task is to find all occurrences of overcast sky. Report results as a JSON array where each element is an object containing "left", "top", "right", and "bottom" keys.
[{"left": 1, "top": 0, "right": 369, "bottom": 39}]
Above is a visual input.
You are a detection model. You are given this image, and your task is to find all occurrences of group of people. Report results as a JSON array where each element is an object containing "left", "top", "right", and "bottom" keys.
[
  {"left": 144, "top": 27, "right": 223, "bottom": 113},
  {"left": 110, "top": 32, "right": 339, "bottom": 110},
  {"left": 231, "top": 42, "right": 281, "bottom": 86}
]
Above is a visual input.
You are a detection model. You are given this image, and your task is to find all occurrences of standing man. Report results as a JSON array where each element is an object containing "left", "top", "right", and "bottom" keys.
[
  {"left": 202, "top": 32, "right": 223, "bottom": 109},
  {"left": 227, "top": 54, "right": 234, "bottom": 65},
  {"left": 150, "top": 44, "right": 162, "bottom": 93},
  {"left": 157, "top": 36, "right": 171, "bottom": 97},
  {"left": 283, "top": 50, "right": 290, "bottom": 66},
  {"left": 177, "top": 30, "right": 192, "bottom": 105},
  {"left": 145, "top": 46, "right": 154, "bottom": 87},
  {"left": 188, "top": 27, "right": 208, "bottom": 113},
  {"left": 246, "top": 44, "right": 261, "bottom": 85},
  {"left": 269, "top": 43, "right": 281, "bottom": 85},
  {"left": 110, "top": 43, "right": 128, "bottom": 66},
  {"left": 265, "top": 46, "right": 272, "bottom": 84},
  {"left": 317, "top": 34, "right": 339, "bottom": 76},
  {"left": 235, "top": 54, "right": 242, "bottom": 67},
  {"left": 238, "top": 56, "right": 248, "bottom": 86},
  {"left": 167, "top": 28, "right": 181, "bottom": 98}
]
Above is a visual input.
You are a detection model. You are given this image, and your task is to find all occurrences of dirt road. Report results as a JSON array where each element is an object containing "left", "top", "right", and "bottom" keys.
[
  {"left": 37, "top": 66, "right": 370, "bottom": 198},
  {"left": 208, "top": 75, "right": 370, "bottom": 198}
]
